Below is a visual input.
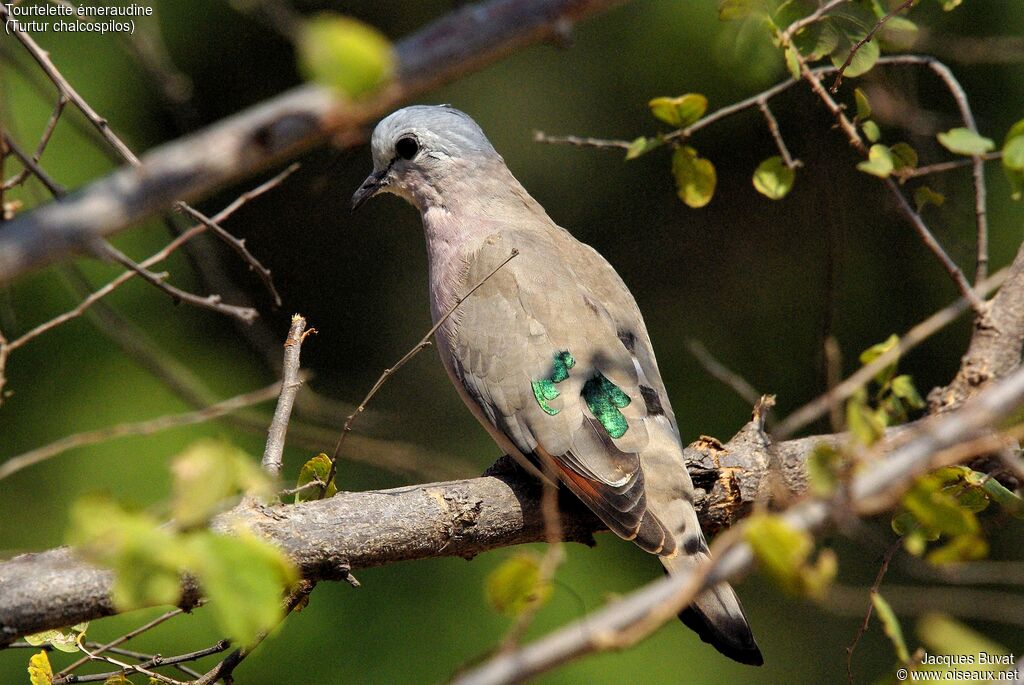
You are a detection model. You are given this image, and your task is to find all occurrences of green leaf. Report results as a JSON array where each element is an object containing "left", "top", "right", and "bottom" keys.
[
  {"left": 903, "top": 481, "right": 979, "bottom": 538},
  {"left": 856, "top": 144, "right": 895, "bottom": 178},
  {"left": 783, "top": 45, "right": 802, "bottom": 80},
  {"left": 672, "top": 146, "right": 717, "bottom": 208},
  {"left": 854, "top": 88, "right": 872, "bottom": 119},
  {"left": 890, "top": 143, "right": 918, "bottom": 171},
  {"left": 68, "top": 495, "right": 187, "bottom": 610},
  {"left": 1004, "top": 118, "right": 1024, "bottom": 145},
  {"left": 847, "top": 390, "right": 886, "bottom": 445},
  {"left": 186, "top": 530, "right": 298, "bottom": 647},
  {"left": 172, "top": 439, "right": 269, "bottom": 528},
  {"left": 925, "top": 532, "right": 987, "bottom": 565},
  {"left": 485, "top": 553, "right": 552, "bottom": 616},
  {"left": 752, "top": 156, "right": 796, "bottom": 200},
  {"left": 295, "top": 453, "right": 337, "bottom": 503},
  {"left": 649, "top": 94, "right": 708, "bottom": 128},
  {"left": 872, "top": 593, "right": 910, "bottom": 663},
  {"left": 104, "top": 676, "right": 132, "bottom": 685},
  {"left": 830, "top": 33, "right": 880, "bottom": 78},
  {"left": 297, "top": 13, "right": 395, "bottom": 98},
  {"left": 807, "top": 443, "right": 844, "bottom": 496},
  {"left": 918, "top": 613, "right": 1011, "bottom": 659},
  {"left": 624, "top": 136, "right": 664, "bottom": 161},
  {"left": 941, "top": 0, "right": 962, "bottom": 10},
  {"left": 891, "top": 375, "right": 925, "bottom": 409},
  {"left": 880, "top": 16, "right": 919, "bottom": 50},
  {"left": 28, "top": 650, "right": 52, "bottom": 685},
  {"left": 978, "top": 477, "right": 1024, "bottom": 519},
  {"left": 861, "top": 119, "right": 881, "bottom": 143},
  {"left": 744, "top": 514, "right": 836, "bottom": 598},
  {"left": 1001, "top": 135, "right": 1024, "bottom": 201},
  {"left": 717, "top": 0, "right": 766, "bottom": 20},
  {"left": 914, "top": 186, "right": 946, "bottom": 212},
  {"left": 793, "top": 20, "right": 840, "bottom": 60},
  {"left": 937, "top": 128, "right": 995, "bottom": 156},
  {"left": 859, "top": 333, "right": 899, "bottom": 385},
  {"left": 24, "top": 622, "right": 88, "bottom": 653}
]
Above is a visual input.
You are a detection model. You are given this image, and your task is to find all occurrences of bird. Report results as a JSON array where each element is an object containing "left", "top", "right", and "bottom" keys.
[{"left": 351, "top": 105, "right": 763, "bottom": 666}]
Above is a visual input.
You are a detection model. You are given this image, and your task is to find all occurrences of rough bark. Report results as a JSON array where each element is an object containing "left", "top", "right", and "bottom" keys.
[{"left": 0, "top": 413, "right": 817, "bottom": 646}]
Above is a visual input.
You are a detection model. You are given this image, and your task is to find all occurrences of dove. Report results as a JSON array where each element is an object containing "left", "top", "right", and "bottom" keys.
[{"left": 352, "top": 105, "right": 762, "bottom": 665}]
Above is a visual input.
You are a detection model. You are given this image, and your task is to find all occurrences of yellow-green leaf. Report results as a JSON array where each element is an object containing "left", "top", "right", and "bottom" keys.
[
  {"left": 830, "top": 34, "right": 879, "bottom": 78},
  {"left": 649, "top": 94, "right": 708, "bottom": 128},
  {"left": 880, "top": 16, "right": 918, "bottom": 50},
  {"left": 847, "top": 391, "right": 886, "bottom": 445},
  {"left": 854, "top": 88, "right": 872, "bottom": 119},
  {"left": 807, "top": 443, "right": 844, "bottom": 496},
  {"left": 24, "top": 622, "right": 88, "bottom": 653},
  {"left": 937, "top": 128, "right": 995, "bottom": 156},
  {"left": 717, "top": 0, "right": 766, "bottom": 20},
  {"left": 28, "top": 650, "right": 52, "bottom": 685},
  {"left": 872, "top": 593, "right": 910, "bottom": 663},
  {"left": 104, "top": 676, "right": 132, "bottom": 685},
  {"left": 485, "top": 553, "right": 551, "bottom": 616},
  {"left": 672, "top": 146, "right": 717, "bottom": 208},
  {"left": 891, "top": 375, "right": 925, "bottom": 409},
  {"left": 857, "top": 144, "right": 895, "bottom": 178},
  {"left": 861, "top": 119, "right": 881, "bottom": 143},
  {"left": 890, "top": 142, "right": 918, "bottom": 171},
  {"left": 172, "top": 439, "right": 269, "bottom": 528},
  {"left": 860, "top": 333, "right": 899, "bottom": 385},
  {"left": 925, "top": 533, "right": 988, "bottom": 564},
  {"left": 914, "top": 186, "right": 945, "bottom": 212},
  {"left": 918, "top": 613, "right": 1011, "bottom": 659},
  {"left": 752, "top": 156, "right": 796, "bottom": 200},
  {"left": 744, "top": 514, "right": 835, "bottom": 599},
  {"left": 186, "top": 530, "right": 298, "bottom": 647},
  {"left": 68, "top": 495, "right": 187, "bottom": 610},
  {"left": 295, "top": 453, "right": 337, "bottom": 503},
  {"left": 624, "top": 136, "right": 664, "bottom": 161},
  {"left": 297, "top": 13, "right": 396, "bottom": 98},
  {"left": 1002, "top": 135, "right": 1024, "bottom": 201}
]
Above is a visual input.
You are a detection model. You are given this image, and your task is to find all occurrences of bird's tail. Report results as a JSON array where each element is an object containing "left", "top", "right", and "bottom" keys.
[{"left": 660, "top": 532, "right": 763, "bottom": 666}]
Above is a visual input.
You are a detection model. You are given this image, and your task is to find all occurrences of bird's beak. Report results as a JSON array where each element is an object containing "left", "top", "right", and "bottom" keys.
[{"left": 351, "top": 168, "right": 388, "bottom": 212}]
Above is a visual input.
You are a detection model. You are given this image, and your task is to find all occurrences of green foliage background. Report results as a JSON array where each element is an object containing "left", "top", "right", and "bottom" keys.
[{"left": 1, "top": 0, "right": 1023, "bottom": 682}]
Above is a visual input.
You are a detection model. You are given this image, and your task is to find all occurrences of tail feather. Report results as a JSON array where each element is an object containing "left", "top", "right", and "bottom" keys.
[{"left": 662, "top": 552, "right": 763, "bottom": 666}]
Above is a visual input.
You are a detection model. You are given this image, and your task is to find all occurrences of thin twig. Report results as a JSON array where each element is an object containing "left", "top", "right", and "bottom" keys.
[
  {"left": 261, "top": 315, "right": 311, "bottom": 477},
  {"left": 322, "top": 249, "right": 520, "bottom": 495},
  {"left": 757, "top": 98, "right": 801, "bottom": 169},
  {"left": 1, "top": 5, "right": 141, "bottom": 165},
  {"left": 531, "top": 132, "right": 631, "bottom": 150},
  {"left": 76, "top": 639, "right": 185, "bottom": 685},
  {"left": 0, "top": 382, "right": 282, "bottom": 481},
  {"left": 1, "top": 133, "right": 65, "bottom": 196},
  {"left": 174, "top": 202, "right": 283, "bottom": 307},
  {"left": 1, "top": 95, "right": 66, "bottom": 191},
  {"left": 57, "top": 607, "right": 195, "bottom": 677},
  {"left": 774, "top": 266, "right": 1008, "bottom": 440},
  {"left": 779, "top": 0, "right": 848, "bottom": 44},
  {"left": 51, "top": 641, "right": 229, "bottom": 684},
  {"left": 830, "top": 0, "right": 916, "bottom": 93},
  {"left": 95, "top": 241, "right": 259, "bottom": 323},
  {"left": 686, "top": 339, "right": 761, "bottom": 406},
  {"left": 845, "top": 538, "right": 901, "bottom": 685},
  {"left": 897, "top": 152, "right": 1002, "bottom": 180}
]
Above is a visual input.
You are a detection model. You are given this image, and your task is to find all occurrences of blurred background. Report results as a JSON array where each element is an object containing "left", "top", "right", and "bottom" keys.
[{"left": 2, "top": 0, "right": 1023, "bottom": 682}]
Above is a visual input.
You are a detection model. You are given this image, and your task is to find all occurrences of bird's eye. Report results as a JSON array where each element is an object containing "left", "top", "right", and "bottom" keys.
[{"left": 395, "top": 136, "right": 419, "bottom": 160}]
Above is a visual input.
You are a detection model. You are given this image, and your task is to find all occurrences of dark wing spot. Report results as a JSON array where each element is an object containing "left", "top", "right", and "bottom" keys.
[
  {"left": 617, "top": 329, "right": 637, "bottom": 353},
  {"left": 639, "top": 385, "right": 665, "bottom": 416}
]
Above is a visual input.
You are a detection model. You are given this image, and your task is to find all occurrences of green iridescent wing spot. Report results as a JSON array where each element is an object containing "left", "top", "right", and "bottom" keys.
[
  {"left": 532, "top": 379, "right": 561, "bottom": 415},
  {"left": 531, "top": 350, "right": 576, "bottom": 415},
  {"left": 551, "top": 351, "right": 576, "bottom": 382},
  {"left": 583, "top": 372, "right": 631, "bottom": 438}
]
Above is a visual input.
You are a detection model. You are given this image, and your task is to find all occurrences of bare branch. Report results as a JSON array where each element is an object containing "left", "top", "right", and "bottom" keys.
[
  {"left": 0, "top": 0, "right": 631, "bottom": 282},
  {"left": 685, "top": 339, "right": 761, "bottom": 406},
  {"left": 0, "top": 382, "right": 282, "bottom": 482},
  {"left": 261, "top": 315, "right": 311, "bottom": 477},
  {"left": 845, "top": 539, "right": 900, "bottom": 685},
  {"left": 757, "top": 98, "right": 800, "bottom": 169}
]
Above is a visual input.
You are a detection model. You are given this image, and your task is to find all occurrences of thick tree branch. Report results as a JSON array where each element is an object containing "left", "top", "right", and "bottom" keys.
[
  {"left": 0, "top": 0, "right": 629, "bottom": 283},
  {"left": 0, "top": 412, "right": 819, "bottom": 645}
]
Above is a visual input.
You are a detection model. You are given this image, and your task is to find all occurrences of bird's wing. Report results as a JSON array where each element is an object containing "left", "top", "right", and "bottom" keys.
[{"left": 447, "top": 229, "right": 676, "bottom": 555}]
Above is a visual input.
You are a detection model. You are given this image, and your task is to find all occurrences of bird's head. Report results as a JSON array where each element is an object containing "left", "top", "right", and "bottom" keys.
[{"left": 351, "top": 105, "right": 501, "bottom": 213}]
